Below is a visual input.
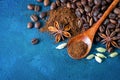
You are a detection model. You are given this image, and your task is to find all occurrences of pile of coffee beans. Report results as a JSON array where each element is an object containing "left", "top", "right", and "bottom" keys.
[{"left": 95, "top": 3, "right": 120, "bottom": 52}]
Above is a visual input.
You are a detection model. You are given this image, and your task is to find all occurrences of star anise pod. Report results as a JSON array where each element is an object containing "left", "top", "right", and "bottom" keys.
[
  {"left": 98, "top": 28, "right": 120, "bottom": 51},
  {"left": 48, "top": 21, "right": 71, "bottom": 43}
]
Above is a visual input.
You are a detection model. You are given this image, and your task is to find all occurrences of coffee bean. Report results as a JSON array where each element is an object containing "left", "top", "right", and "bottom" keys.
[
  {"left": 81, "top": 0, "right": 86, "bottom": 5},
  {"left": 107, "top": 23, "right": 116, "bottom": 29},
  {"left": 118, "top": 19, "right": 120, "bottom": 24},
  {"left": 50, "top": 2, "right": 57, "bottom": 10},
  {"left": 101, "top": 1, "right": 107, "bottom": 6},
  {"left": 109, "top": 13, "right": 116, "bottom": 19},
  {"left": 83, "top": 23, "right": 89, "bottom": 29},
  {"left": 89, "top": 18, "right": 93, "bottom": 26},
  {"left": 27, "top": 4, "right": 34, "bottom": 10},
  {"left": 39, "top": 12, "right": 47, "bottom": 19},
  {"left": 37, "top": 0, "right": 43, "bottom": 2},
  {"left": 34, "top": 5, "right": 40, "bottom": 12},
  {"left": 27, "top": 22, "right": 33, "bottom": 29},
  {"left": 106, "top": 0, "right": 112, "bottom": 3},
  {"left": 93, "top": 16, "right": 98, "bottom": 22},
  {"left": 98, "top": 13, "right": 103, "bottom": 18},
  {"left": 66, "top": 2, "right": 71, "bottom": 9},
  {"left": 35, "top": 22, "right": 41, "bottom": 29},
  {"left": 110, "top": 19, "right": 117, "bottom": 24},
  {"left": 71, "top": 3, "right": 77, "bottom": 9},
  {"left": 76, "top": 1, "right": 82, "bottom": 8},
  {"left": 75, "top": 8, "right": 81, "bottom": 18},
  {"left": 78, "top": 19, "right": 83, "bottom": 28},
  {"left": 32, "top": 38, "right": 39, "bottom": 45},
  {"left": 44, "top": 0, "right": 50, "bottom": 6},
  {"left": 103, "top": 19, "right": 109, "bottom": 25},
  {"left": 56, "top": 0, "right": 61, "bottom": 7},
  {"left": 114, "top": 8, "right": 120, "bottom": 15},
  {"left": 30, "top": 14, "right": 39, "bottom": 22},
  {"left": 94, "top": 0, "right": 101, "bottom": 5},
  {"left": 60, "top": 0, "right": 67, "bottom": 3},
  {"left": 101, "top": 6, "right": 107, "bottom": 11},
  {"left": 93, "top": 9, "right": 99, "bottom": 16},
  {"left": 84, "top": 5, "right": 91, "bottom": 13}
]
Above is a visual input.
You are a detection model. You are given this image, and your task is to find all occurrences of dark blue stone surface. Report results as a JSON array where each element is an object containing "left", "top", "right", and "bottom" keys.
[{"left": 0, "top": 0, "right": 120, "bottom": 80}]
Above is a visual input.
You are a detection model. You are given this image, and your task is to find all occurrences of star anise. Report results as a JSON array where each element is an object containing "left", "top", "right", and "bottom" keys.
[
  {"left": 48, "top": 21, "right": 71, "bottom": 43},
  {"left": 98, "top": 28, "right": 120, "bottom": 51}
]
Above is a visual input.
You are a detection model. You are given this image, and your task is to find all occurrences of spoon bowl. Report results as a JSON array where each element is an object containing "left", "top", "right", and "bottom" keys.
[{"left": 67, "top": 0, "right": 119, "bottom": 59}]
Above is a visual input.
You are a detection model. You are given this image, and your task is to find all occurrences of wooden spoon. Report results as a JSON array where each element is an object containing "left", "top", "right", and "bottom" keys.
[{"left": 67, "top": 0, "right": 119, "bottom": 59}]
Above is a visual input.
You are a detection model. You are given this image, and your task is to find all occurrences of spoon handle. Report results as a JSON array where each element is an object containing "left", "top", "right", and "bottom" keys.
[{"left": 92, "top": 0, "right": 119, "bottom": 31}]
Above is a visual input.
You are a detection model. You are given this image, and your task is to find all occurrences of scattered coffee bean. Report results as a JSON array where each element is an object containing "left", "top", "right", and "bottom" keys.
[
  {"left": 84, "top": 6, "right": 91, "bottom": 13},
  {"left": 60, "top": 0, "right": 67, "bottom": 3},
  {"left": 32, "top": 38, "right": 39, "bottom": 45},
  {"left": 39, "top": 12, "right": 47, "bottom": 19},
  {"left": 37, "top": 0, "right": 43, "bottom": 2},
  {"left": 34, "top": 5, "right": 40, "bottom": 12},
  {"left": 27, "top": 4, "right": 34, "bottom": 10},
  {"left": 94, "top": 0, "right": 101, "bottom": 5},
  {"left": 110, "top": 19, "right": 117, "bottom": 24},
  {"left": 109, "top": 13, "right": 116, "bottom": 19},
  {"left": 27, "top": 22, "right": 33, "bottom": 29},
  {"left": 50, "top": 2, "right": 57, "bottom": 10},
  {"left": 35, "top": 22, "right": 41, "bottom": 29},
  {"left": 113, "top": 8, "right": 120, "bottom": 15},
  {"left": 44, "top": 0, "right": 50, "bottom": 6},
  {"left": 30, "top": 14, "right": 39, "bottom": 22}
]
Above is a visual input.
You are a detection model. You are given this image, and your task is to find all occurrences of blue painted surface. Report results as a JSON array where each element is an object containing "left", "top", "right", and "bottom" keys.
[{"left": 0, "top": 0, "right": 120, "bottom": 80}]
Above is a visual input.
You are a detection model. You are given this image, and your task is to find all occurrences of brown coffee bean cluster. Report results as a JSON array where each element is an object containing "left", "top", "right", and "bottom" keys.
[{"left": 95, "top": 3, "right": 120, "bottom": 52}]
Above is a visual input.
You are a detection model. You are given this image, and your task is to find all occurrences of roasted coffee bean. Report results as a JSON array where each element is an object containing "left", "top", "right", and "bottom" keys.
[
  {"left": 117, "top": 33, "right": 120, "bottom": 37},
  {"left": 101, "top": 1, "right": 107, "bottom": 6},
  {"left": 30, "top": 14, "right": 38, "bottom": 22},
  {"left": 39, "top": 12, "right": 47, "bottom": 19},
  {"left": 56, "top": 0, "right": 61, "bottom": 7},
  {"left": 27, "top": 4, "right": 34, "bottom": 10},
  {"left": 106, "top": 0, "right": 112, "bottom": 3},
  {"left": 107, "top": 23, "right": 115, "bottom": 29},
  {"left": 101, "top": 6, "right": 107, "bottom": 11},
  {"left": 89, "top": 18, "right": 93, "bottom": 26},
  {"left": 88, "top": 1, "right": 94, "bottom": 7},
  {"left": 110, "top": 19, "right": 117, "bottom": 24},
  {"left": 93, "top": 16, "right": 98, "bottom": 22},
  {"left": 75, "top": 8, "right": 81, "bottom": 18},
  {"left": 103, "top": 19, "right": 109, "bottom": 25},
  {"left": 66, "top": 2, "right": 71, "bottom": 8},
  {"left": 37, "top": 0, "right": 43, "bottom": 2},
  {"left": 50, "top": 2, "right": 57, "bottom": 10},
  {"left": 98, "top": 13, "right": 103, "bottom": 18},
  {"left": 84, "top": 6, "right": 91, "bottom": 13},
  {"left": 76, "top": 1, "right": 82, "bottom": 8},
  {"left": 109, "top": 13, "right": 116, "bottom": 19},
  {"left": 93, "top": 9, "right": 99, "bottom": 16},
  {"left": 44, "top": 0, "right": 50, "bottom": 6},
  {"left": 114, "top": 8, "right": 120, "bottom": 15},
  {"left": 118, "top": 19, "right": 120, "bottom": 24},
  {"left": 71, "top": 3, "right": 77, "bottom": 9},
  {"left": 81, "top": 0, "right": 86, "bottom": 5},
  {"left": 34, "top": 5, "right": 40, "bottom": 12},
  {"left": 94, "top": 0, "right": 101, "bottom": 5},
  {"left": 27, "top": 22, "right": 33, "bottom": 29},
  {"left": 60, "top": 0, "right": 67, "bottom": 3},
  {"left": 35, "top": 22, "right": 41, "bottom": 29},
  {"left": 83, "top": 23, "right": 89, "bottom": 29},
  {"left": 32, "top": 38, "right": 39, "bottom": 45}
]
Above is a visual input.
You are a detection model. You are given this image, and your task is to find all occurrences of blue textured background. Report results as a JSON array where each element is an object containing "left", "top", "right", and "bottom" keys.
[{"left": 0, "top": 0, "right": 120, "bottom": 80}]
